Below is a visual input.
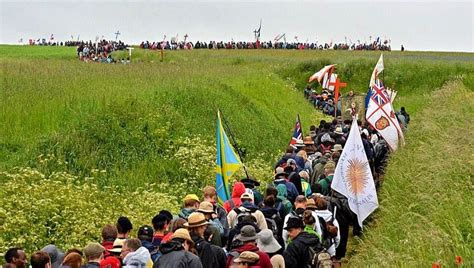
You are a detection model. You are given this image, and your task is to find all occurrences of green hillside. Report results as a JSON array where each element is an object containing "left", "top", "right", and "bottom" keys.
[{"left": 1, "top": 45, "right": 473, "bottom": 265}]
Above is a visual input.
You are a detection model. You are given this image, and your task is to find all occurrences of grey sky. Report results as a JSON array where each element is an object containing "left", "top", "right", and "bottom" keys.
[{"left": 1, "top": 0, "right": 473, "bottom": 52}]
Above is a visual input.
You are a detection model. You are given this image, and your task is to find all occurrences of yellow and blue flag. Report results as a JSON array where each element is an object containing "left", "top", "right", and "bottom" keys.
[{"left": 215, "top": 111, "right": 242, "bottom": 203}]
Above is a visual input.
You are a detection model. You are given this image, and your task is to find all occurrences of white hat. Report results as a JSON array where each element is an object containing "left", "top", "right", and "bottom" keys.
[{"left": 241, "top": 189, "right": 254, "bottom": 202}]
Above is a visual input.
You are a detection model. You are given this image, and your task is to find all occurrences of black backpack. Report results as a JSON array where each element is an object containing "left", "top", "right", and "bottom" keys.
[
  {"left": 317, "top": 215, "right": 338, "bottom": 250},
  {"left": 233, "top": 207, "right": 255, "bottom": 223},
  {"left": 264, "top": 210, "right": 282, "bottom": 240}
]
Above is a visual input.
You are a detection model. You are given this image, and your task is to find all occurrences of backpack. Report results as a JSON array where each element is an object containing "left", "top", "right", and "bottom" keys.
[
  {"left": 310, "top": 159, "right": 328, "bottom": 185},
  {"left": 234, "top": 208, "right": 254, "bottom": 223},
  {"left": 265, "top": 210, "right": 282, "bottom": 240},
  {"left": 317, "top": 215, "right": 338, "bottom": 250},
  {"left": 320, "top": 144, "right": 332, "bottom": 154},
  {"left": 307, "top": 247, "right": 333, "bottom": 268}
]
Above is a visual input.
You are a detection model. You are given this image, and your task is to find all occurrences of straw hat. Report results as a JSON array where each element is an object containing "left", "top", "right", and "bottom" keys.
[
  {"left": 334, "top": 127, "right": 344, "bottom": 135},
  {"left": 183, "top": 212, "right": 209, "bottom": 228},
  {"left": 295, "top": 139, "right": 305, "bottom": 147},
  {"left": 197, "top": 201, "right": 214, "bottom": 214},
  {"left": 332, "top": 144, "right": 343, "bottom": 152},
  {"left": 171, "top": 228, "right": 194, "bottom": 245}
]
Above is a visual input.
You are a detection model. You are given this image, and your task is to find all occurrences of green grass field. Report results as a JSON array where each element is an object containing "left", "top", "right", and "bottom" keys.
[{"left": 1, "top": 45, "right": 473, "bottom": 266}]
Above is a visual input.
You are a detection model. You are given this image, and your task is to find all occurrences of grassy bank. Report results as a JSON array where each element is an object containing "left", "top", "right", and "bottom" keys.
[
  {"left": 348, "top": 80, "right": 473, "bottom": 266},
  {"left": 1, "top": 45, "right": 473, "bottom": 260}
]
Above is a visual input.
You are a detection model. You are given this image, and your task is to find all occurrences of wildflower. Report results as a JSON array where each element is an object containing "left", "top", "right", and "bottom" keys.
[{"left": 455, "top": 256, "right": 462, "bottom": 265}]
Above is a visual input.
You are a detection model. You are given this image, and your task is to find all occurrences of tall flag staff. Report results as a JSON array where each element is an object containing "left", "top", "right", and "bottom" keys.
[
  {"left": 365, "top": 54, "right": 404, "bottom": 151},
  {"left": 160, "top": 35, "right": 166, "bottom": 62},
  {"left": 215, "top": 110, "right": 244, "bottom": 203},
  {"left": 254, "top": 19, "right": 262, "bottom": 48},
  {"left": 331, "top": 118, "right": 379, "bottom": 227},
  {"left": 288, "top": 114, "right": 303, "bottom": 149},
  {"left": 309, "top": 64, "right": 347, "bottom": 117},
  {"left": 220, "top": 110, "right": 250, "bottom": 180},
  {"left": 328, "top": 77, "right": 347, "bottom": 117}
]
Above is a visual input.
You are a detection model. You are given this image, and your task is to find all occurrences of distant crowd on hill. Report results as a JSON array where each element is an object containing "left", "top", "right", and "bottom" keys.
[
  {"left": 2, "top": 104, "right": 410, "bottom": 268},
  {"left": 139, "top": 40, "right": 392, "bottom": 51},
  {"left": 25, "top": 38, "right": 394, "bottom": 52},
  {"left": 75, "top": 40, "right": 129, "bottom": 63}
]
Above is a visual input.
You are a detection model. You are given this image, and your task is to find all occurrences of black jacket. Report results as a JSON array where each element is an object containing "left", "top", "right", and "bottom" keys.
[
  {"left": 191, "top": 235, "right": 226, "bottom": 268},
  {"left": 283, "top": 231, "right": 322, "bottom": 268},
  {"left": 154, "top": 240, "right": 202, "bottom": 268}
]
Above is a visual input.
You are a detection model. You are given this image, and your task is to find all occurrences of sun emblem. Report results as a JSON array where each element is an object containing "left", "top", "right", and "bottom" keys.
[{"left": 345, "top": 158, "right": 369, "bottom": 194}]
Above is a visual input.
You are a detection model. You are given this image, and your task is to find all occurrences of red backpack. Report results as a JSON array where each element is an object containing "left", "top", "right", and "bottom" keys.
[{"left": 320, "top": 144, "right": 332, "bottom": 154}]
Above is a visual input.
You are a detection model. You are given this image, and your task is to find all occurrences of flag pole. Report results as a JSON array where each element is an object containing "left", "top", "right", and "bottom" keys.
[
  {"left": 219, "top": 110, "right": 250, "bottom": 180},
  {"left": 297, "top": 114, "right": 303, "bottom": 137}
]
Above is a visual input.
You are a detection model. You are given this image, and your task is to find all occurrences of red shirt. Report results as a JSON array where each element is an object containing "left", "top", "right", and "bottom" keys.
[{"left": 101, "top": 241, "right": 114, "bottom": 257}]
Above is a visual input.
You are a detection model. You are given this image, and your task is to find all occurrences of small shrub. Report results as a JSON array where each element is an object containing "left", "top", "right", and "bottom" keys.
[{"left": 0, "top": 167, "right": 179, "bottom": 255}]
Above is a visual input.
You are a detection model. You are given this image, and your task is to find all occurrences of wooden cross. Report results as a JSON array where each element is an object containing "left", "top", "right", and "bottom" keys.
[
  {"left": 329, "top": 78, "right": 347, "bottom": 104},
  {"left": 114, "top": 31, "right": 121, "bottom": 41}
]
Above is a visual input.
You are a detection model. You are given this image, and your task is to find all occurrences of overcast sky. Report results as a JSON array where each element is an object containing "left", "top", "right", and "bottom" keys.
[{"left": 1, "top": 0, "right": 473, "bottom": 52}]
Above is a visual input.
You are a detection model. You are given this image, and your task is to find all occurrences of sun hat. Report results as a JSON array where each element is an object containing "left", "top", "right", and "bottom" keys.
[
  {"left": 183, "top": 194, "right": 200, "bottom": 203},
  {"left": 171, "top": 228, "right": 194, "bottom": 245},
  {"left": 332, "top": 144, "right": 343, "bottom": 152},
  {"left": 233, "top": 251, "right": 260, "bottom": 264},
  {"left": 108, "top": 238, "right": 125, "bottom": 253},
  {"left": 241, "top": 177, "right": 261, "bottom": 187},
  {"left": 295, "top": 139, "right": 305, "bottom": 147},
  {"left": 257, "top": 229, "right": 282, "bottom": 254},
  {"left": 41, "top": 245, "right": 65, "bottom": 268},
  {"left": 197, "top": 201, "right": 214, "bottom": 214},
  {"left": 183, "top": 212, "right": 209, "bottom": 228},
  {"left": 83, "top": 242, "right": 105, "bottom": 259},
  {"left": 321, "top": 133, "right": 334, "bottom": 143},
  {"left": 236, "top": 225, "right": 258, "bottom": 242},
  {"left": 334, "top": 127, "right": 344, "bottom": 135},
  {"left": 283, "top": 217, "right": 305, "bottom": 230}
]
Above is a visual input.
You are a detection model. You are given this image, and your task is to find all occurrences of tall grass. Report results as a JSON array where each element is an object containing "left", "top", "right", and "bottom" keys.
[
  {"left": 348, "top": 80, "right": 473, "bottom": 267},
  {"left": 1, "top": 45, "right": 473, "bottom": 261}
]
